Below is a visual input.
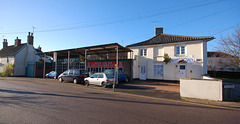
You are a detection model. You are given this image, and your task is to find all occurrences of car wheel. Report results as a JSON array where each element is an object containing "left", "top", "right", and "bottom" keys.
[
  {"left": 85, "top": 80, "right": 89, "bottom": 86},
  {"left": 125, "top": 77, "right": 129, "bottom": 83},
  {"left": 73, "top": 79, "right": 78, "bottom": 84},
  {"left": 101, "top": 82, "right": 107, "bottom": 88},
  {"left": 59, "top": 77, "right": 63, "bottom": 82}
]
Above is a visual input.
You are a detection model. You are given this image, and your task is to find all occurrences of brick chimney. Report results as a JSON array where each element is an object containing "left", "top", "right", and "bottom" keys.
[
  {"left": 3, "top": 39, "right": 8, "bottom": 48},
  {"left": 155, "top": 27, "right": 163, "bottom": 36},
  {"left": 14, "top": 37, "right": 21, "bottom": 47},
  {"left": 27, "top": 32, "right": 34, "bottom": 45}
]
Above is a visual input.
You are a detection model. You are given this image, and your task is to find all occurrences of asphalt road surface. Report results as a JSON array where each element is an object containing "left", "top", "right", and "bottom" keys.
[{"left": 0, "top": 77, "right": 239, "bottom": 124}]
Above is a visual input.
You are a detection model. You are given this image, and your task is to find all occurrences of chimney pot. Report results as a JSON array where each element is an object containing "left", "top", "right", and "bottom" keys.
[
  {"left": 14, "top": 37, "right": 21, "bottom": 47},
  {"left": 155, "top": 27, "right": 163, "bottom": 36},
  {"left": 27, "top": 32, "right": 34, "bottom": 45},
  {"left": 3, "top": 39, "right": 8, "bottom": 48}
]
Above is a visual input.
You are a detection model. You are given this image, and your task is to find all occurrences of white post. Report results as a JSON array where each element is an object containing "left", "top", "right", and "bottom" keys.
[
  {"left": 54, "top": 52, "right": 58, "bottom": 79},
  {"left": 68, "top": 51, "right": 70, "bottom": 70},
  {"left": 113, "top": 46, "right": 119, "bottom": 91}
]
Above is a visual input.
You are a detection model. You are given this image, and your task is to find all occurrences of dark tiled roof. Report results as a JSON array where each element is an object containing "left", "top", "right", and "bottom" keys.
[
  {"left": 207, "top": 52, "right": 233, "bottom": 58},
  {"left": 0, "top": 44, "right": 27, "bottom": 57},
  {"left": 126, "top": 33, "right": 214, "bottom": 47}
]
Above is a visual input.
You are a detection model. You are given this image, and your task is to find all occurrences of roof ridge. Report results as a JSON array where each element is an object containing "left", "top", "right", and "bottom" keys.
[
  {"left": 161, "top": 33, "right": 214, "bottom": 38},
  {"left": 126, "top": 33, "right": 214, "bottom": 47}
]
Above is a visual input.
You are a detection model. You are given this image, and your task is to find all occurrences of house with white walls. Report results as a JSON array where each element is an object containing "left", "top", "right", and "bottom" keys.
[
  {"left": 0, "top": 32, "right": 43, "bottom": 76},
  {"left": 126, "top": 28, "right": 214, "bottom": 81}
]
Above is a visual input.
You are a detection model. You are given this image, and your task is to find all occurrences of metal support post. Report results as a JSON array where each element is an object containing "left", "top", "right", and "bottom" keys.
[
  {"left": 85, "top": 49, "right": 88, "bottom": 70},
  {"left": 43, "top": 54, "right": 46, "bottom": 78},
  {"left": 68, "top": 51, "right": 70, "bottom": 70}
]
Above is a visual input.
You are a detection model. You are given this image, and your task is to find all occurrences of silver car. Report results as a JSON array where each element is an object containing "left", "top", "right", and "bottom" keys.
[{"left": 84, "top": 73, "right": 114, "bottom": 88}]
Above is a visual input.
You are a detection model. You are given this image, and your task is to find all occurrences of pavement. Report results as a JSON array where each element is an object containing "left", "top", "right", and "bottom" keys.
[
  {"left": 113, "top": 80, "right": 240, "bottom": 110},
  {"left": 63, "top": 78, "right": 239, "bottom": 110}
]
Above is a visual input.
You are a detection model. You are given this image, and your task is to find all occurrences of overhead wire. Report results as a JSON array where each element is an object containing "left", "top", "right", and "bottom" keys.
[{"left": 0, "top": 0, "right": 224, "bottom": 35}]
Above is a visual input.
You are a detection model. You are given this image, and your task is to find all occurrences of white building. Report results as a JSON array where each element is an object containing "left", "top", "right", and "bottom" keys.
[
  {"left": 0, "top": 32, "right": 42, "bottom": 76},
  {"left": 127, "top": 28, "right": 214, "bottom": 81}
]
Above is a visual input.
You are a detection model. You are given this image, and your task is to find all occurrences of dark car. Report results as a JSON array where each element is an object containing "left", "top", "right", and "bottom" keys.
[
  {"left": 104, "top": 69, "right": 129, "bottom": 83},
  {"left": 46, "top": 71, "right": 59, "bottom": 79},
  {"left": 58, "top": 69, "right": 89, "bottom": 84}
]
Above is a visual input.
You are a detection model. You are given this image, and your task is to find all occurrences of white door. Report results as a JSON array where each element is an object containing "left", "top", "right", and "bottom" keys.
[
  {"left": 140, "top": 66, "right": 147, "bottom": 80},
  {"left": 178, "top": 65, "right": 186, "bottom": 79}
]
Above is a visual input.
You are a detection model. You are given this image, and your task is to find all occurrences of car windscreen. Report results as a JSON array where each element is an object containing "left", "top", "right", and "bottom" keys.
[
  {"left": 74, "top": 70, "right": 80, "bottom": 75},
  {"left": 104, "top": 70, "right": 113, "bottom": 74},
  {"left": 106, "top": 74, "right": 114, "bottom": 78}
]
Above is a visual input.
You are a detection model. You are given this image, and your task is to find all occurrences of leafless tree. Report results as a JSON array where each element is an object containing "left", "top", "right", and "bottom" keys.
[{"left": 217, "top": 26, "right": 240, "bottom": 71}]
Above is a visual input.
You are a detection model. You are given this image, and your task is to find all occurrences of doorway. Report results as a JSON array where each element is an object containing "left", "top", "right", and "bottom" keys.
[
  {"left": 140, "top": 66, "right": 146, "bottom": 80},
  {"left": 178, "top": 65, "right": 186, "bottom": 79}
]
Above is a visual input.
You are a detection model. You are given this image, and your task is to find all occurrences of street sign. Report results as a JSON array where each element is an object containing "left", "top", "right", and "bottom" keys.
[{"left": 224, "top": 85, "right": 235, "bottom": 89}]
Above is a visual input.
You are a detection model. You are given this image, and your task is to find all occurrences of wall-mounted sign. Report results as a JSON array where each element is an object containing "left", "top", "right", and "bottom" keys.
[
  {"left": 171, "top": 55, "right": 195, "bottom": 64},
  {"left": 87, "top": 61, "right": 123, "bottom": 68}
]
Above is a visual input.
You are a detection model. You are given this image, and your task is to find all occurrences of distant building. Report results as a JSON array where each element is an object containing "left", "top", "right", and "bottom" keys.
[
  {"left": 127, "top": 28, "right": 214, "bottom": 80},
  {"left": 0, "top": 32, "right": 44, "bottom": 76},
  {"left": 207, "top": 52, "right": 239, "bottom": 72}
]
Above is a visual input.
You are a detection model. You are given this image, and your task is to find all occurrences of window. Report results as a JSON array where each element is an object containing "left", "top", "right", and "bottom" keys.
[
  {"left": 91, "top": 73, "right": 98, "bottom": 78},
  {"left": 179, "top": 65, "right": 185, "bottom": 70},
  {"left": 74, "top": 70, "right": 80, "bottom": 75},
  {"left": 69, "top": 70, "right": 74, "bottom": 75},
  {"left": 63, "top": 70, "right": 68, "bottom": 75},
  {"left": 176, "top": 46, "right": 185, "bottom": 55},
  {"left": 98, "top": 74, "right": 103, "bottom": 78},
  {"left": 140, "top": 49, "right": 147, "bottom": 56},
  {"left": 154, "top": 64, "right": 163, "bottom": 76}
]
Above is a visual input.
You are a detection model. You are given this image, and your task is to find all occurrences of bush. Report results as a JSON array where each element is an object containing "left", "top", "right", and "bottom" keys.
[
  {"left": 163, "top": 53, "right": 171, "bottom": 64},
  {"left": 1, "top": 64, "right": 14, "bottom": 77},
  {"left": 0, "top": 72, "right": 5, "bottom": 77}
]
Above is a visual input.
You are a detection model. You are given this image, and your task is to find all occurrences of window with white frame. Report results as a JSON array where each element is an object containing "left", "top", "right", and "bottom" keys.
[
  {"left": 154, "top": 64, "right": 163, "bottom": 76},
  {"left": 140, "top": 48, "right": 147, "bottom": 56},
  {"left": 176, "top": 46, "right": 185, "bottom": 55}
]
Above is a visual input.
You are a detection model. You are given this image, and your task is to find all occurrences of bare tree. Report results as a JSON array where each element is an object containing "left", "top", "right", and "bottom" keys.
[{"left": 217, "top": 26, "right": 240, "bottom": 71}]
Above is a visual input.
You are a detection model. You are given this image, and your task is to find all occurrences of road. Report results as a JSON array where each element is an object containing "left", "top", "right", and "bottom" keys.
[{"left": 0, "top": 77, "right": 239, "bottom": 124}]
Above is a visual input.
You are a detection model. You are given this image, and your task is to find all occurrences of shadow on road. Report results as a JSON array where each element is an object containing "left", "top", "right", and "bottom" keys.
[{"left": 0, "top": 88, "right": 231, "bottom": 111}]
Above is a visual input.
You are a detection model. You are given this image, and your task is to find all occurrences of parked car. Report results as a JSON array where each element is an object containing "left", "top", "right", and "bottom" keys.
[
  {"left": 104, "top": 69, "right": 129, "bottom": 82},
  {"left": 84, "top": 73, "right": 114, "bottom": 88},
  {"left": 58, "top": 69, "right": 89, "bottom": 84},
  {"left": 46, "top": 71, "right": 59, "bottom": 79}
]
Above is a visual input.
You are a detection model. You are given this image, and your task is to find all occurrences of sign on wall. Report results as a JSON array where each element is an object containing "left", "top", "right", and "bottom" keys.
[
  {"left": 171, "top": 55, "right": 195, "bottom": 63},
  {"left": 87, "top": 61, "right": 123, "bottom": 67}
]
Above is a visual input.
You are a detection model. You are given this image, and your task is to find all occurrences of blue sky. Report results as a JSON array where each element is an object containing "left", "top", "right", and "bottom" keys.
[{"left": 0, "top": 0, "right": 239, "bottom": 52}]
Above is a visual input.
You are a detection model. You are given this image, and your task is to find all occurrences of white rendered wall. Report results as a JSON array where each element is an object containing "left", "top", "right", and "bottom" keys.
[
  {"left": 14, "top": 45, "right": 28, "bottom": 76},
  {"left": 129, "top": 41, "right": 206, "bottom": 80},
  {"left": 0, "top": 56, "right": 15, "bottom": 72},
  {"left": 180, "top": 78, "right": 223, "bottom": 101}
]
